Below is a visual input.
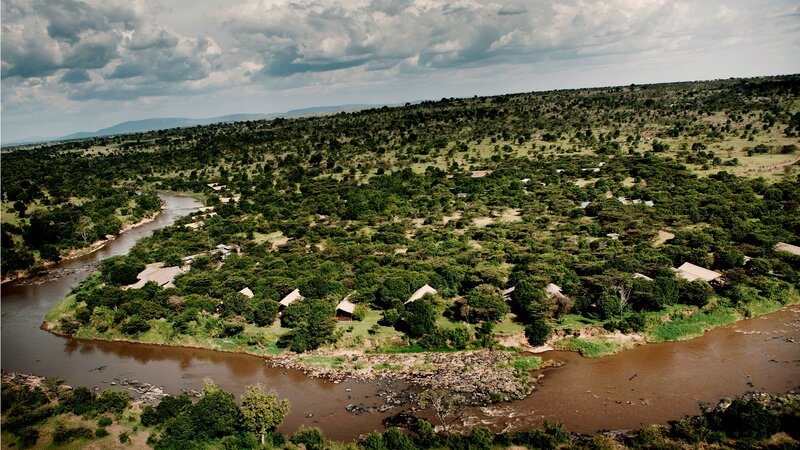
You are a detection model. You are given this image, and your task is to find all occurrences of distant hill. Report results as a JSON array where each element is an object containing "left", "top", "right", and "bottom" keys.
[{"left": 4, "top": 104, "right": 378, "bottom": 146}]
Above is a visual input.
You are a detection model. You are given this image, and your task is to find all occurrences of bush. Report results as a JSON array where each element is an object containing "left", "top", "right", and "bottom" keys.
[
  {"left": 413, "top": 418, "right": 439, "bottom": 448},
  {"left": 525, "top": 317, "right": 551, "bottom": 346},
  {"left": 97, "top": 390, "right": 129, "bottom": 414},
  {"left": 680, "top": 280, "right": 714, "bottom": 307},
  {"left": 120, "top": 316, "right": 151, "bottom": 335},
  {"left": 140, "top": 405, "right": 159, "bottom": 426},
  {"left": 97, "top": 416, "right": 112, "bottom": 427},
  {"left": 383, "top": 427, "right": 415, "bottom": 450},
  {"left": 1, "top": 384, "right": 49, "bottom": 411},
  {"left": 59, "top": 387, "right": 97, "bottom": 415},
  {"left": 220, "top": 322, "right": 245, "bottom": 338},
  {"left": 381, "top": 308, "right": 401, "bottom": 326},
  {"left": 291, "top": 427, "right": 327, "bottom": 450},
  {"left": 718, "top": 398, "right": 779, "bottom": 440},
  {"left": 52, "top": 423, "right": 93, "bottom": 443},
  {"left": 252, "top": 299, "right": 279, "bottom": 326},
  {"left": 353, "top": 304, "right": 369, "bottom": 321},
  {"left": 624, "top": 312, "right": 647, "bottom": 332},
  {"left": 14, "top": 427, "right": 39, "bottom": 448},
  {"left": 362, "top": 432, "right": 386, "bottom": 450},
  {"left": 95, "top": 427, "right": 109, "bottom": 438}
]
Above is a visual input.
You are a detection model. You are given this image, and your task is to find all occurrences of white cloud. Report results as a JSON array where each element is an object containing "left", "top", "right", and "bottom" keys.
[{"left": 1, "top": 0, "right": 799, "bottom": 143}]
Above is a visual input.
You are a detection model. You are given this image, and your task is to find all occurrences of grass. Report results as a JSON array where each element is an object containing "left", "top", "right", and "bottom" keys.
[
  {"left": 554, "top": 313, "right": 603, "bottom": 331},
  {"left": 510, "top": 355, "right": 543, "bottom": 371},
  {"left": 554, "top": 337, "right": 629, "bottom": 358},
  {"left": 739, "top": 298, "right": 784, "bottom": 317},
  {"left": 336, "top": 310, "right": 402, "bottom": 348},
  {"left": 44, "top": 295, "right": 77, "bottom": 323},
  {"left": 493, "top": 314, "right": 525, "bottom": 335},
  {"left": 372, "top": 363, "right": 403, "bottom": 371},
  {"left": 648, "top": 307, "right": 740, "bottom": 342},
  {"left": 296, "top": 355, "right": 346, "bottom": 369}
]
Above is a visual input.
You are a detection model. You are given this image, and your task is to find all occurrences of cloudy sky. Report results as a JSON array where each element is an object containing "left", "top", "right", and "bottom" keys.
[{"left": 2, "top": 0, "right": 799, "bottom": 143}]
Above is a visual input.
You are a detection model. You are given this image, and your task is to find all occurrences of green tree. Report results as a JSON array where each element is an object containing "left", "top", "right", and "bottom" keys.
[
  {"left": 464, "top": 284, "right": 509, "bottom": 323},
  {"left": 240, "top": 384, "right": 290, "bottom": 446},
  {"left": 402, "top": 297, "right": 436, "bottom": 338},
  {"left": 190, "top": 381, "right": 240, "bottom": 440},
  {"left": 525, "top": 317, "right": 551, "bottom": 346}
]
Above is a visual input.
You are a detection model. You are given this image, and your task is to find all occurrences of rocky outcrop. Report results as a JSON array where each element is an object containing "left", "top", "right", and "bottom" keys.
[{"left": 267, "top": 350, "right": 550, "bottom": 405}]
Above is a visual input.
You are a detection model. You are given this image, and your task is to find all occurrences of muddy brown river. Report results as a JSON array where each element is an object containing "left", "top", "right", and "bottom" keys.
[{"left": 2, "top": 193, "right": 798, "bottom": 440}]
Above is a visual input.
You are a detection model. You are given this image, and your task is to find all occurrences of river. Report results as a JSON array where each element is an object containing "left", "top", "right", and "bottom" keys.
[{"left": 2, "top": 193, "right": 798, "bottom": 440}]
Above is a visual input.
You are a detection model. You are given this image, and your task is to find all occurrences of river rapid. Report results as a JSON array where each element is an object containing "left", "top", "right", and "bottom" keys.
[{"left": 2, "top": 193, "right": 798, "bottom": 440}]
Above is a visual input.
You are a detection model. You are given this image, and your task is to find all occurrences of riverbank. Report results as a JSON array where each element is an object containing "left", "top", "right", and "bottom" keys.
[
  {"left": 1, "top": 209, "right": 162, "bottom": 286},
  {"left": 42, "top": 315, "right": 548, "bottom": 406},
  {"left": 43, "top": 299, "right": 797, "bottom": 409},
  {"left": 3, "top": 370, "right": 798, "bottom": 450}
]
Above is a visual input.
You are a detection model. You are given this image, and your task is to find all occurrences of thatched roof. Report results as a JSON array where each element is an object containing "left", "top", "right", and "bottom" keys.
[
  {"left": 128, "top": 263, "right": 185, "bottom": 289},
  {"left": 238, "top": 287, "right": 254, "bottom": 298},
  {"left": 405, "top": 284, "right": 437, "bottom": 304},
  {"left": 279, "top": 289, "right": 303, "bottom": 307},
  {"left": 774, "top": 242, "right": 800, "bottom": 256},
  {"left": 674, "top": 262, "right": 722, "bottom": 282}
]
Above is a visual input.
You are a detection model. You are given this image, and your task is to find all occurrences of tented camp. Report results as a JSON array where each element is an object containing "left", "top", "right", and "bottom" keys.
[
  {"left": 673, "top": 262, "right": 723, "bottom": 285},
  {"left": 238, "top": 287, "right": 254, "bottom": 298},
  {"left": 632, "top": 272, "right": 654, "bottom": 281},
  {"left": 545, "top": 283, "right": 567, "bottom": 299},
  {"left": 774, "top": 242, "right": 800, "bottom": 256},
  {"left": 127, "top": 263, "right": 185, "bottom": 289},
  {"left": 405, "top": 284, "right": 437, "bottom": 305},
  {"left": 279, "top": 289, "right": 303, "bottom": 308},
  {"left": 336, "top": 293, "right": 357, "bottom": 319}
]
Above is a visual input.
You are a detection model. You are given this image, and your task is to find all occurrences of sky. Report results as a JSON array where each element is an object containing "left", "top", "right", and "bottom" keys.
[{"left": 2, "top": 0, "right": 799, "bottom": 144}]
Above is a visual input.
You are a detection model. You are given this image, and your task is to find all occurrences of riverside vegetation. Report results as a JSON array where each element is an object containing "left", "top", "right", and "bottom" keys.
[
  {"left": 5, "top": 75, "right": 800, "bottom": 398},
  {"left": 2, "top": 372, "right": 799, "bottom": 449}
]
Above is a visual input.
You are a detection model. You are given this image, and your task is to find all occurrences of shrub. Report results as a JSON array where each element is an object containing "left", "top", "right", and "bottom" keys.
[
  {"left": 362, "top": 432, "right": 386, "bottom": 450},
  {"left": 353, "top": 304, "right": 369, "bottom": 321},
  {"left": 291, "top": 427, "right": 327, "bottom": 450},
  {"left": 383, "top": 427, "right": 415, "bottom": 450},
  {"left": 525, "top": 317, "right": 551, "bottom": 346},
  {"left": 120, "top": 316, "right": 151, "bottom": 335},
  {"left": 59, "top": 387, "right": 97, "bottom": 415},
  {"left": 95, "top": 427, "right": 109, "bottom": 438},
  {"left": 97, "top": 416, "right": 112, "bottom": 427},
  {"left": 52, "top": 423, "right": 93, "bottom": 443},
  {"left": 97, "top": 390, "right": 129, "bottom": 414},
  {"left": 14, "top": 427, "right": 39, "bottom": 448},
  {"left": 413, "top": 418, "right": 439, "bottom": 448},
  {"left": 718, "top": 398, "right": 779, "bottom": 440},
  {"left": 680, "top": 280, "right": 714, "bottom": 307}
]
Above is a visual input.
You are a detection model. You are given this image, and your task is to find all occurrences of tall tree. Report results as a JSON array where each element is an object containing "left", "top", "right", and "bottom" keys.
[{"left": 240, "top": 384, "right": 290, "bottom": 446}]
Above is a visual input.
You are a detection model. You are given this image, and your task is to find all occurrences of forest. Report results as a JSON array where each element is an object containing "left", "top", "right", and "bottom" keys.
[{"left": 4, "top": 75, "right": 800, "bottom": 358}]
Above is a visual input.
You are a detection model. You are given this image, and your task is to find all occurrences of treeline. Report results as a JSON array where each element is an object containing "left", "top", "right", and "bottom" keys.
[
  {"left": 1, "top": 189, "right": 160, "bottom": 276},
  {"left": 2, "top": 376, "right": 798, "bottom": 449}
]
